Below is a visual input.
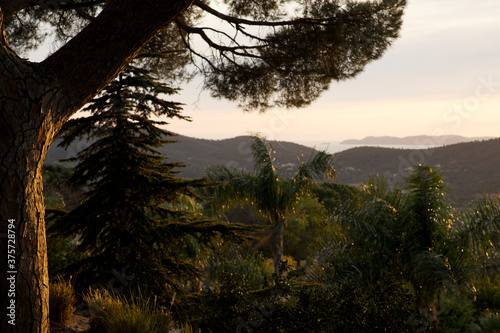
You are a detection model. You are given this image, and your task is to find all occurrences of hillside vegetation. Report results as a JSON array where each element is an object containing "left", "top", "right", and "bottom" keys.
[
  {"left": 46, "top": 135, "right": 319, "bottom": 178},
  {"left": 335, "top": 138, "right": 500, "bottom": 204},
  {"left": 44, "top": 136, "right": 500, "bottom": 331},
  {"left": 341, "top": 135, "right": 492, "bottom": 145},
  {"left": 46, "top": 135, "right": 500, "bottom": 205}
]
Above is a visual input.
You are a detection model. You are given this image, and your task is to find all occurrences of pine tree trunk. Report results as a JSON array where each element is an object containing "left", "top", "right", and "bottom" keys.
[
  {"left": 0, "top": 132, "right": 51, "bottom": 333},
  {"left": 0, "top": 58, "right": 56, "bottom": 332},
  {"left": 0, "top": 1, "right": 192, "bottom": 331}
]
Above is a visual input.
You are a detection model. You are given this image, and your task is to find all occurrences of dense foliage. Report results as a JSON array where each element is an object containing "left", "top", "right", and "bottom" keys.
[
  {"left": 180, "top": 265, "right": 437, "bottom": 333},
  {"left": 207, "top": 135, "right": 335, "bottom": 275},
  {"left": 48, "top": 63, "right": 255, "bottom": 299},
  {"left": 45, "top": 161, "right": 500, "bottom": 331}
]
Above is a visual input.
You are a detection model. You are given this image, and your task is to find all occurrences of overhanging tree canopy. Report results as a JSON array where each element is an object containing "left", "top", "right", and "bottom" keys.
[
  {"left": 0, "top": 0, "right": 406, "bottom": 331},
  {"left": 7, "top": 0, "right": 406, "bottom": 110}
]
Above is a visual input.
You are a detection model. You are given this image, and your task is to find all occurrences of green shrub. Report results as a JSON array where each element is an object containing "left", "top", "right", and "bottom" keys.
[
  {"left": 49, "top": 278, "right": 76, "bottom": 325},
  {"left": 84, "top": 289, "right": 173, "bottom": 333},
  {"left": 185, "top": 267, "right": 435, "bottom": 332},
  {"left": 479, "top": 310, "right": 500, "bottom": 332},
  {"left": 475, "top": 278, "right": 500, "bottom": 311},
  {"left": 212, "top": 252, "right": 273, "bottom": 290},
  {"left": 437, "top": 294, "right": 481, "bottom": 333}
]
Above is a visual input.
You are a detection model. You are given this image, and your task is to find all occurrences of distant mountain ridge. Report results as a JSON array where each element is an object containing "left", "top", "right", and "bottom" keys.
[
  {"left": 341, "top": 135, "right": 493, "bottom": 146},
  {"left": 46, "top": 135, "right": 500, "bottom": 205},
  {"left": 46, "top": 135, "right": 318, "bottom": 178}
]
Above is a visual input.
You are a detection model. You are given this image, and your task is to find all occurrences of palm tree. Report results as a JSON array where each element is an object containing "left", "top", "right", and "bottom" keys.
[
  {"left": 399, "top": 166, "right": 453, "bottom": 320},
  {"left": 309, "top": 165, "right": 500, "bottom": 321},
  {"left": 207, "top": 135, "right": 335, "bottom": 275}
]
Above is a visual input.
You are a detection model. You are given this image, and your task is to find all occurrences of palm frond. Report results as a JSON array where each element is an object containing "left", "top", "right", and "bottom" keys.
[
  {"left": 295, "top": 150, "right": 335, "bottom": 182},
  {"left": 400, "top": 165, "right": 450, "bottom": 251},
  {"left": 409, "top": 250, "right": 455, "bottom": 304},
  {"left": 456, "top": 196, "right": 500, "bottom": 255},
  {"left": 331, "top": 194, "right": 398, "bottom": 254},
  {"left": 306, "top": 238, "right": 389, "bottom": 290},
  {"left": 249, "top": 135, "right": 275, "bottom": 178},
  {"left": 363, "top": 175, "right": 403, "bottom": 208},
  {"left": 279, "top": 148, "right": 335, "bottom": 213},
  {"left": 206, "top": 164, "right": 257, "bottom": 213}
]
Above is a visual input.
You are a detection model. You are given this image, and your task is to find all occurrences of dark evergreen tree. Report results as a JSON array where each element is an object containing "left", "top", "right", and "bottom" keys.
[{"left": 51, "top": 62, "right": 254, "bottom": 299}]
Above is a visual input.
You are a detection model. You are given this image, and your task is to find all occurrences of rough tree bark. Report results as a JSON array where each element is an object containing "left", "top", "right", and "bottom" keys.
[
  {"left": 273, "top": 211, "right": 284, "bottom": 276},
  {"left": 273, "top": 230, "right": 284, "bottom": 276},
  {"left": 0, "top": 1, "right": 193, "bottom": 331}
]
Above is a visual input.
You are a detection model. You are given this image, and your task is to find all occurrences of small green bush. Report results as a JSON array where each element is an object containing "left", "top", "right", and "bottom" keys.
[
  {"left": 479, "top": 310, "right": 500, "bottom": 332},
  {"left": 84, "top": 288, "right": 173, "bottom": 333},
  {"left": 437, "top": 294, "right": 481, "bottom": 333},
  {"left": 186, "top": 267, "right": 434, "bottom": 332},
  {"left": 49, "top": 278, "right": 76, "bottom": 325},
  {"left": 212, "top": 252, "right": 274, "bottom": 290},
  {"left": 475, "top": 278, "right": 500, "bottom": 311}
]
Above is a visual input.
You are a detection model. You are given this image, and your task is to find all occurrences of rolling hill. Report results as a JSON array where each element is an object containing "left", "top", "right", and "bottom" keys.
[
  {"left": 340, "top": 135, "right": 493, "bottom": 145},
  {"left": 46, "top": 135, "right": 500, "bottom": 205},
  {"left": 45, "top": 135, "right": 318, "bottom": 178},
  {"left": 335, "top": 138, "right": 500, "bottom": 204}
]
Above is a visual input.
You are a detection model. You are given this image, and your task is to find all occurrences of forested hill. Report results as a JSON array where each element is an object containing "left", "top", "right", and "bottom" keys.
[
  {"left": 340, "top": 135, "right": 492, "bottom": 145},
  {"left": 46, "top": 135, "right": 500, "bottom": 205},
  {"left": 335, "top": 138, "right": 500, "bottom": 204},
  {"left": 157, "top": 135, "right": 320, "bottom": 178},
  {"left": 45, "top": 135, "right": 318, "bottom": 178}
]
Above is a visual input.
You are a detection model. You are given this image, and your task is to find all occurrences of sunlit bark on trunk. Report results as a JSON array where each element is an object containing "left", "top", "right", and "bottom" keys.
[
  {"left": 0, "top": 1, "right": 199, "bottom": 331},
  {"left": 0, "top": 56, "right": 56, "bottom": 332}
]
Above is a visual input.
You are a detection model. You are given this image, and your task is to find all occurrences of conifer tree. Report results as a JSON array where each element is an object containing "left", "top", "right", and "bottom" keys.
[{"left": 51, "top": 62, "right": 253, "bottom": 298}]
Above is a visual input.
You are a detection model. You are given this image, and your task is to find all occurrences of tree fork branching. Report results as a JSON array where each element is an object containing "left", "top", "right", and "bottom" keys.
[
  {"left": 41, "top": 0, "right": 194, "bottom": 129},
  {"left": 193, "top": 0, "right": 334, "bottom": 27},
  {"left": 175, "top": 18, "right": 264, "bottom": 58}
]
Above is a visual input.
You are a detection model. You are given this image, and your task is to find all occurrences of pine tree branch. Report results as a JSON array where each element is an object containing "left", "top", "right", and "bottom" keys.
[
  {"left": 41, "top": 0, "right": 192, "bottom": 130},
  {"left": 193, "top": 0, "right": 333, "bottom": 27},
  {"left": 175, "top": 18, "right": 264, "bottom": 59}
]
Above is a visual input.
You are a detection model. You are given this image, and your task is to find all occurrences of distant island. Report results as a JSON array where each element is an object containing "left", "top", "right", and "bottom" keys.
[{"left": 340, "top": 135, "right": 494, "bottom": 146}]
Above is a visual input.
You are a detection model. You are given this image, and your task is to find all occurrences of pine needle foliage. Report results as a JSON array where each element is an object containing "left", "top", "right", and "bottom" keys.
[
  {"left": 50, "top": 62, "right": 255, "bottom": 299},
  {"left": 7, "top": 0, "right": 406, "bottom": 111}
]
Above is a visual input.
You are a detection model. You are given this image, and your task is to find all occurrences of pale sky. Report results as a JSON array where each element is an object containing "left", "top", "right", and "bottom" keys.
[
  {"left": 27, "top": 1, "right": 500, "bottom": 147},
  {"left": 166, "top": 0, "right": 500, "bottom": 146}
]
